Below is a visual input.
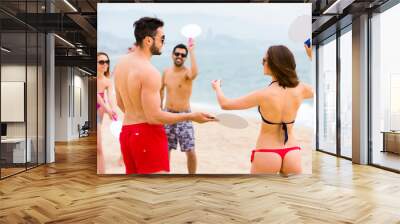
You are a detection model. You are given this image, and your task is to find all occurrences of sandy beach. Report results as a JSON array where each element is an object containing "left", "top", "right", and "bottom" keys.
[{"left": 100, "top": 106, "right": 313, "bottom": 174}]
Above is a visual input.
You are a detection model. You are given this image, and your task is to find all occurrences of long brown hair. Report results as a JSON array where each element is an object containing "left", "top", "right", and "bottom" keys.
[
  {"left": 266, "top": 45, "right": 299, "bottom": 88},
  {"left": 97, "top": 52, "right": 110, "bottom": 77}
]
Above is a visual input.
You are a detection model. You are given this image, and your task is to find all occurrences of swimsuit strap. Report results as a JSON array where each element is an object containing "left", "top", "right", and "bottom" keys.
[
  {"left": 257, "top": 106, "right": 295, "bottom": 125},
  {"left": 268, "top": 80, "right": 278, "bottom": 87},
  {"left": 260, "top": 80, "right": 293, "bottom": 144},
  {"left": 97, "top": 92, "right": 105, "bottom": 98},
  {"left": 257, "top": 106, "right": 295, "bottom": 145}
]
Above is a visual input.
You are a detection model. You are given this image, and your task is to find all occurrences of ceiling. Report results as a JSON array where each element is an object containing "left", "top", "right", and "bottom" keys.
[{"left": 0, "top": 0, "right": 395, "bottom": 74}]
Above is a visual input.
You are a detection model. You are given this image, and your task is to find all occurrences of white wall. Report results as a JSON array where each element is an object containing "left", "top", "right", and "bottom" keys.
[
  {"left": 1, "top": 65, "right": 37, "bottom": 138},
  {"left": 1, "top": 63, "right": 46, "bottom": 164},
  {"left": 55, "top": 66, "right": 69, "bottom": 141},
  {"left": 54, "top": 67, "right": 89, "bottom": 141}
]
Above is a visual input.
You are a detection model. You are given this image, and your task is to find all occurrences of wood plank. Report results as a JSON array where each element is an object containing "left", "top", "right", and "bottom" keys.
[{"left": 0, "top": 135, "right": 399, "bottom": 223}]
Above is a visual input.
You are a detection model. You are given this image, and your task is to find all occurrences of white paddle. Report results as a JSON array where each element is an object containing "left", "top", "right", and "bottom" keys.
[
  {"left": 181, "top": 24, "right": 202, "bottom": 39},
  {"left": 181, "top": 24, "right": 202, "bottom": 47},
  {"left": 288, "top": 14, "right": 312, "bottom": 44},
  {"left": 110, "top": 120, "right": 122, "bottom": 139},
  {"left": 214, "top": 113, "right": 248, "bottom": 129}
]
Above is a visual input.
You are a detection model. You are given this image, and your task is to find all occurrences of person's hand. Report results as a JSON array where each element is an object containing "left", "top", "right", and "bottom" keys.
[
  {"left": 188, "top": 38, "right": 195, "bottom": 52},
  {"left": 111, "top": 111, "right": 118, "bottom": 121},
  {"left": 304, "top": 44, "right": 312, "bottom": 60},
  {"left": 211, "top": 80, "right": 222, "bottom": 90},
  {"left": 189, "top": 112, "right": 217, "bottom": 123},
  {"left": 106, "top": 109, "right": 115, "bottom": 120}
]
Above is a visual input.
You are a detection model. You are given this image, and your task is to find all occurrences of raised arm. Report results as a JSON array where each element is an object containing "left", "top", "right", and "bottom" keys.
[
  {"left": 211, "top": 80, "right": 263, "bottom": 110},
  {"left": 302, "top": 83, "right": 314, "bottom": 99},
  {"left": 186, "top": 40, "right": 198, "bottom": 80},
  {"left": 304, "top": 44, "right": 312, "bottom": 60},
  {"left": 141, "top": 67, "right": 214, "bottom": 124}
]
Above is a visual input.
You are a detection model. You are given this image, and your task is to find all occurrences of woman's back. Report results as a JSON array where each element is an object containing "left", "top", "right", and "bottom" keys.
[{"left": 256, "top": 82, "right": 308, "bottom": 149}]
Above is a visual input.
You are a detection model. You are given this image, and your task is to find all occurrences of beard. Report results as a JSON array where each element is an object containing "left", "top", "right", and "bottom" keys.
[
  {"left": 174, "top": 59, "right": 184, "bottom": 67},
  {"left": 150, "top": 42, "right": 162, "bottom": 55}
]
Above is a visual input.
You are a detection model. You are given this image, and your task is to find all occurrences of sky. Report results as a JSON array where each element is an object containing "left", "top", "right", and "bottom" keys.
[
  {"left": 97, "top": 3, "right": 314, "bottom": 126},
  {"left": 98, "top": 3, "right": 311, "bottom": 49}
]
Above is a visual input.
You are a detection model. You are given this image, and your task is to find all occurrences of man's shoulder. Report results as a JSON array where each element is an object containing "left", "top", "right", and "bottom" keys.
[
  {"left": 162, "top": 67, "right": 172, "bottom": 75},
  {"left": 113, "top": 54, "right": 130, "bottom": 72},
  {"left": 145, "top": 63, "right": 161, "bottom": 76}
]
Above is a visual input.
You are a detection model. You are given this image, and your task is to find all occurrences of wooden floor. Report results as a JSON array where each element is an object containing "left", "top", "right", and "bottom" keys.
[{"left": 1, "top": 135, "right": 400, "bottom": 223}]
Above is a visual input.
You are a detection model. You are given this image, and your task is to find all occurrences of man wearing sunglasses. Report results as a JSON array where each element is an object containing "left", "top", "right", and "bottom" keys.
[
  {"left": 160, "top": 41, "right": 199, "bottom": 174},
  {"left": 113, "top": 17, "right": 215, "bottom": 175}
]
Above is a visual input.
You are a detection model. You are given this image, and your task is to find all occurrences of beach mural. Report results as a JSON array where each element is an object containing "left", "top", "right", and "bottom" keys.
[{"left": 97, "top": 3, "right": 314, "bottom": 174}]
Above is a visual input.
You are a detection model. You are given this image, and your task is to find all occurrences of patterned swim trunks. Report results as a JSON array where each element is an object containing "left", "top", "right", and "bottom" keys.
[{"left": 164, "top": 109, "right": 195, "bottom": 152}]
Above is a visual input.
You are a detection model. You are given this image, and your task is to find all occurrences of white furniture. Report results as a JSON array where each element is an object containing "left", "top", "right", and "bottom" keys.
[{"left": 1, "top": 138, "right": 31, "bottom": 163}]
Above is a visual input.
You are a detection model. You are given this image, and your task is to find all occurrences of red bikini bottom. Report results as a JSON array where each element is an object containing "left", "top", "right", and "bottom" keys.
[{"left": 251, "top": 147, "right": 301, "bottom": 162}]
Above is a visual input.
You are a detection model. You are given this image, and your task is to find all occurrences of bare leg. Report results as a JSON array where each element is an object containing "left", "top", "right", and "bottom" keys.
[
  {"left": 97, "top": 110, "right": 106, "bottom": 174},
  {"left": 185, "top": 150, "right": 197, "bottom": 174},
  {"left": 250, "top": 152, "right": 281, "bottom": 174},
  {"left": 97, "top": 123, "right": 105, "bottom": 174}
]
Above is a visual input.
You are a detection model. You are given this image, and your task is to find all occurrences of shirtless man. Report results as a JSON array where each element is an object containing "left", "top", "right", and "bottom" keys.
[
  {"left": 161, "top": 42, "right": 199, "bottom": 174},
  {"left": 113, "top": 17, "right": 215, "bottom": 174}
]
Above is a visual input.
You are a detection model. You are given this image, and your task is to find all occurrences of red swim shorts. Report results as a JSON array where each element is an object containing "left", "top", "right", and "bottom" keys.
[{"left": 119, "top": 123, "right": 170, "bottom": 174}]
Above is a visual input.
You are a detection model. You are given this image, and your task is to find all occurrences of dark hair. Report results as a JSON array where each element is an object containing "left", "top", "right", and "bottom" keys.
[
  {"left": 97, "top": 52, "right": 110, "bottom": 77},
  {"left": 266, "top": 45, "right": 299, "bottom": 88},
  {"left": 173, "top": 44, "right": 188, "bottom": 56},
  {"left": 133, "top": 17, "right": 164, "bottom": 47}
]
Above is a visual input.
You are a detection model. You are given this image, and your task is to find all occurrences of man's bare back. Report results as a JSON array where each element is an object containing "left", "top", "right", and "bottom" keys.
[{"left": 114, "top": 53, "right": 153, "bottom": 125}]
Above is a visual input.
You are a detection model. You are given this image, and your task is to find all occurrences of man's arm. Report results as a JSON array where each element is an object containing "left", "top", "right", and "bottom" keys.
[
  {"left": 160, "top": 70, "right": 166, "bottom": 108},
  {"left": 114, "top": 66, "right": 125, "bottom": 113},
  {"left": 141, "top": 68, "right": 195, "bottom": 125},
  {"left": 115, "top": 84, "right": 125, "bottom": 113},
  {"left": 186, "top": 41, "right": 198, "bottom": 80}
]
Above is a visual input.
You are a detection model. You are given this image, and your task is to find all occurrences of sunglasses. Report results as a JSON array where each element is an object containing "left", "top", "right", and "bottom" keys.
[
  {"left": 262, "top": 57, "right": 268, "bottom": 65},
  {"left": 174, "top": 52, "right": 187, "bottom": 58},
  {"left": 98, "top": 60, "right": 110, "bottom": 65},
  {"left": 161, "top": 35, "right": 165, "bottom": 44},
  {"left": 150, "top": 35, "right": 166, "bottom": 45}
]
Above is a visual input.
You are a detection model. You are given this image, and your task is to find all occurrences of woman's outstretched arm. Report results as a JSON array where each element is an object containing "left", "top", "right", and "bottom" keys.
[{"left": 211, "top": 80, "right": 263, "bottom": 110}]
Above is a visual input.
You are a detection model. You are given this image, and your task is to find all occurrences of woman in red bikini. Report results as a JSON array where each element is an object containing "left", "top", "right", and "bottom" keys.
[
  {"left": 212, "top": 45, "right": 314, "bottom": 175},
  {"left": 97, "top": 52, "right": 118, "bottom": 174}
]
